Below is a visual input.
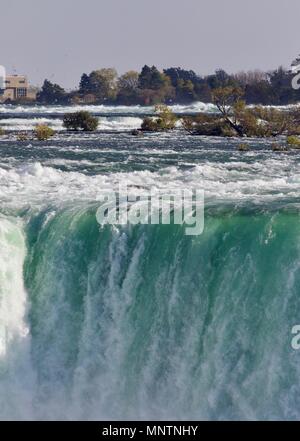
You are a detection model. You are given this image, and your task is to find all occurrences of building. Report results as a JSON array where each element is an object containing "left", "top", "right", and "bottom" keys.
[{"left": 0, "top": 74, "right": 37, "bottom": 102}]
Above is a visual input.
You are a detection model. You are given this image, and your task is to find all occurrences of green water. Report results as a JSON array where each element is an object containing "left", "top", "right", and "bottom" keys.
[{"left": 1, "top": 129, "right": 300, "bottom": 420}]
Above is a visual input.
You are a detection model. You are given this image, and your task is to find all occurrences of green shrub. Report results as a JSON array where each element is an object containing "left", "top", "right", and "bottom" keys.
[
  {"left": 63, "top": 111, "right": 98, "bottom": 131},
  {"left": 0, "top": 128, "right": 5, "bottom": 136},
  {"left": 141, "top": 117, "right": 160, "bottom": 132},
  {"left": 237, "top": 143, "right": 250, "bottom": 151},
  {"left": 287, "top": 135, "right": 300, "bottom": 147},
  {"left": 181, "top": 114, "right": 235, "bottom": 136},
  {"left": 141, "top": 105, "right": 177, "bottom": 132},
  {"left": 34, "top": 124, "right": 55, "bottom": 141},
  {"left": 271, "top": 143, "right": 287, "bottom": 152}
]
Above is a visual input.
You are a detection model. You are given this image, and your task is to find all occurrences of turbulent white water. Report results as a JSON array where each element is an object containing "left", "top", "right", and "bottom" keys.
[
  {"left": 0, "top": 217, "right": 36, "bottom": 420},
  {"left": 0, "top": 102, "right": 218, "bottom": 116},
  {"left": 0, "top": 218, "right": 28, "bottom": 359},
  {"left": 0, "top": 118, "right": 63, "bottom": 132},
  {"left": 0, "top": 116, "right": 143, "bottom": 132},
  {"left": 0, "top": 102, "right": 216, "bottom": 132},
  {"left": 0, "top": 101, "right": 298, "bottom": 116},
  {"left": 0, "top": 150, "right": 300, "bottom": 211},
  {"left": 1, "top": 102, "right": 299, "bottom": 132}
]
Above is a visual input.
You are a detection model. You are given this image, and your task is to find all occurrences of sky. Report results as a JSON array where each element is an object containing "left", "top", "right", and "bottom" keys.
[{"left": 0, "top": 0, "right": 299, "bottom": 89}]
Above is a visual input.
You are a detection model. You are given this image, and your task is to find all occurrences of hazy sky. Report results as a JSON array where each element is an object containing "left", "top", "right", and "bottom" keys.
[{"left": 0, "top": 0, "right": 299, "bottom": 89}]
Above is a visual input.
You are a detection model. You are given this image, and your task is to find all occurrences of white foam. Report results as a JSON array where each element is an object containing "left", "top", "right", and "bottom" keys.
[
  {"left": 0, "top": 151, "right": 300, "bottom": 212},
  {"left": 0, "top": 102, "right": 218, "bottom": 115},
  {"left": 0, "top": 217, "right": 35, "bottom": 420},
  {"left": 0, "top": 116, "right": 143, "bottom": 132},
  {"left": 0, "top": 118, "right": 63, "bottom": 131}
]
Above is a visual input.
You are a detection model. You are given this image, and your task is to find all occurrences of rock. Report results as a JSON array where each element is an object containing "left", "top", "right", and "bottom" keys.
[{"left": 131, "top": 129, "right": 144, "bottom": 136}]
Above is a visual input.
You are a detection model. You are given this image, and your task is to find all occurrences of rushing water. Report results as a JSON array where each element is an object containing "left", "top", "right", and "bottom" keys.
[{"left": 1, "top": 104, "right": 300, "bottom": 420}]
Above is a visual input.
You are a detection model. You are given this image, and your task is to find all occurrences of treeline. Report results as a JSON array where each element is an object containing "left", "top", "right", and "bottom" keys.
[{"left": 36, "top": 64, "right": 300, "bottom": 106}]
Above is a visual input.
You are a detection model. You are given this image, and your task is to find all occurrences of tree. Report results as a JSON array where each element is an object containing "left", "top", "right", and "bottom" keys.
[
  {"left": 85, "top": 68, "right": 118, "bottom": 102},
  {"left": 268, "top": 67, "right": 294, "bottom": 105},
  {"left": 175, "top": 79, "right": 195, "bottom": 103},
  {"left": 118, "top": 71, "right": 139, "bottom": 91},
  {"left": 244, "top": 80, "right": 275, "bottom": 105},
  {"left": 232, "top": 70, "right": 268, "bottom": 87},
  {"left": 139, "top": 65, "right": 167, "bottom": 90},
  {"left": 79, "top": 73, "right": 91, "bottom": 94},
  {"left": 138, "top": 65, "right": 175, "bottom": 104},
  {"left": 207, "top": 69, "right": 234, "bottom": 89},
  {"left": 194, "top": 82, "right": 212, "bottom": 102},
  {"left": 212, "top": 86, "right": 245, "bottom": 136},
  {"left": 232, "top": 100, "right": 261, "bottom": 136},
  {"left": 37, "top": 80, "right": 67, "bottom": 104},
  {"left": 63, "top": 111, "right": 99, "bottom": 131},
  {"left": 116, "top": 71, "right": 139, "bottom": 104},
  {"left": 164, "top": 67, "right": 200, "bottom": 86},
  {"left": 138, "top": 65, "right": 154, "bottom": 89}
]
